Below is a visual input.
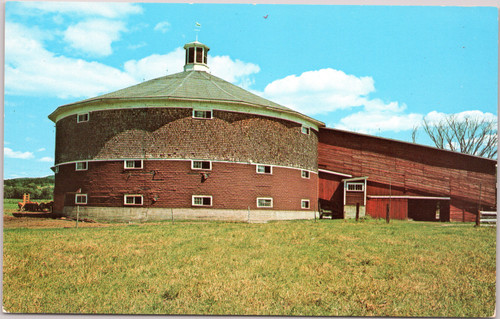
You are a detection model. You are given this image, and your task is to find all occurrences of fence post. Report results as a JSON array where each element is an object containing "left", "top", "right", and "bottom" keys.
[
  {"left": 386, "top": 203, "right": 390, "bottom": 224},
  {"left": 476, "top": 183, "right": 482, "bottom": 227},
  {"left": 356, "top": 203, "right": 360, "bottom": 221},
  {"left": 76, "top": 205, "right": 79, "bottom": 228}
]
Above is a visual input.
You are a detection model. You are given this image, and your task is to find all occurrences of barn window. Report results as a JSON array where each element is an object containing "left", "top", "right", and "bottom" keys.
[
  {"left": 124, "top": 195, "right": 143, "bottom": 206},
  {"left": 75, "top": 194, "right": 87, "bottom": 205},
  {"left": 191, "top": 160, "right": 211, "bottom": 170},
  {"left": 77, "top": 113, "right": 89, "bottom": 123},
  {"left": 257, "top": 197, "right": 273, "bottom": 208},
  {"left": 301, "top": 126, "right": 310, "bottom": 135},
  {"left": 193, "top": 110, "right": 212, "bottom": 119},
  {"left": 196, "top": 47, "right": 204, "bottom": 63},
  {"left": 75, "top": 161, "right": 88, "bottom": 171},
  {"left": 346, "top": 182, "right": 364, "bottom": 192},
  {"left": 192, "top": 195, "right": 212, "bottom": 206},
  {"left": 301, "top": 170, "right": 310, "bottom": 179},
  {"left": 124, "top": 160, "right": 143, "bottom": 169},
  {"left": 256, "top": 165, "right": 272, "bottom": 174},
  {"left": 187, "top": 47, "right": 195, "bottom": 63},
  {"left": 301, "top": 199, "right": 310, "bottom": 209}
]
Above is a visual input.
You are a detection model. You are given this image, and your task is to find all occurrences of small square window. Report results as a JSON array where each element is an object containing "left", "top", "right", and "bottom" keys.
[
  {"left": 124, "top": 195, "right": 143, "bottom": 206},
  {"left": 301, "top": 126, "right": 310, "bottom": 135},
  {"left": 301, "top": 199, "right": 310, "bottom": 209},
  {"left": 256, "top": 165, "right": 272, "bottom": 174},
  {"left": 193, "top": 110, "right": 212, "bottom": 119},
  {"left": 75, "top": 194, "right": 87, "bottom": 205},
  {"left": 77, "top": 113, "right": 89, "bottom": 123},
  {"left": 124, "top": 160, "right": 143, "bottom": 169},
  {"left": 301, "top": 170, "right": 310, "bottom": 179},
  {"left": 75, "top": 161, "right": 88, "bottom": 171},
  {"left": 257, "top": 197, "right": 273, "bottom": 208},
  {"left": 191, "top": 160, "right": 211, "bottom": 170},
  {"left": 192, "top": 195, "right": 212, "bottom": 206}
]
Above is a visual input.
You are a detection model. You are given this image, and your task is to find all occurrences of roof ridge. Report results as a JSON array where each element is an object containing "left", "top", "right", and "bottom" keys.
[
  {"left": 166, "top": 71, "right": 195, "bottom": 96},
  {"left": 202, "top": 72, "right": 242, "bottom": 101}
]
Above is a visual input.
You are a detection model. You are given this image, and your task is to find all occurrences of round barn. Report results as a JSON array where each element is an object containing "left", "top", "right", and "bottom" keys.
[
  {"left": 49, "top": 40, "right": 497, "bottom": 223},
  {"left": 48, "top": 41, "right": 324, "bottom": 222}
]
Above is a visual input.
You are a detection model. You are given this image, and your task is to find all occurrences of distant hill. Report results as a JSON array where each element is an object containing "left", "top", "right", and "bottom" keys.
[{"left": 4, "top": 175, "right": 55, "bottom": 199}]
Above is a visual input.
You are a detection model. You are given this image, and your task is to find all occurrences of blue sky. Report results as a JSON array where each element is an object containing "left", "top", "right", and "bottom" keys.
[{"left": 4, "top": 2, "right": 498, "bottom": 178}]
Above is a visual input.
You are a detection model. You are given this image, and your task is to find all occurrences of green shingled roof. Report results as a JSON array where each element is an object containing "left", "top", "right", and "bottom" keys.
[
  {"left": 49, "top": 70, "right": 324, "bottom": 126},
  {"left": 90, "top": 71, "right": 288, "bottom": 109}
]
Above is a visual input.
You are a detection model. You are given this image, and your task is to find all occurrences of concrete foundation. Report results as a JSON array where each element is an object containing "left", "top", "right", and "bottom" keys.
[
  {"left": 63, "top": 206, "right": 319, "bottom": 223},
  {"left": 343, "top": 205, "right": 366, "bottom": 219}
]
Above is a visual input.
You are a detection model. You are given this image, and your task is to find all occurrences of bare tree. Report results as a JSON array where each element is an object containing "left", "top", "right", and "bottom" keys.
[{"left": 413, "top": 114, "right": 497, "bottom": 159}]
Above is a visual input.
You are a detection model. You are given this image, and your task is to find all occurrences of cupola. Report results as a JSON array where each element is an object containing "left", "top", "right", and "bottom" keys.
[{"left": 183, "top": 41, "right": 210, "bottom": 72}]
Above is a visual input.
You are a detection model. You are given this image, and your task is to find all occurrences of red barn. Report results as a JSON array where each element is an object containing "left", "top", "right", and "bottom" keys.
[
  {"left": 318, "top": 128, "right": 496, "bottom": 222},
  {"left": 48, "top": 40, "right": 496, "bottom": 222}
]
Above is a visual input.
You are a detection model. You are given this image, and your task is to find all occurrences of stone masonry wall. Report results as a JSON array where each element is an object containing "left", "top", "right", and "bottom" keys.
[{"left": 55, "top": 107, "right": 318, "bottom": 171}]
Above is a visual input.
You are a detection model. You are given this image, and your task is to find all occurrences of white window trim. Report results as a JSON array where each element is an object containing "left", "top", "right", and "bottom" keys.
[
  {"left": 256, "top": 164, "right": 273, "bottom": 174},
  {"left": 124, "top": 194, "right": 143, "bottom": 206},
  {"left": 301, "top": 126, "right": 310, "bottom": 135},
  {"left": 346, "top": 182, "right": 365, "bottom": 192},
  {"left": 77, "top": 113, "right": 89, "bottom": 123},
  {"left": 192, "top": 195, "right": 213, "bottom": 207},
  {"left": 75, "top": 194, "right": 87, "bottom": 205},
  {"left": 75, "top": 161, "right": 88, "bottom": 171},
  {"left": 192, "top": 109, "right": 213, "bottom": 119},
  {"left": 191, "top": 160, "right": 212, "bottom": 170},
  {"left": 257, "top": 197, "right": 273, "bottom": 208},
  {"left": 124, "top": 160, "right": 143, "bottom": 170},
  {"left": 301, "top": 199, "right": 310, "bottom": 209},
  {"left": 301, "top": 170, "right": 310, "bottom": 179}
]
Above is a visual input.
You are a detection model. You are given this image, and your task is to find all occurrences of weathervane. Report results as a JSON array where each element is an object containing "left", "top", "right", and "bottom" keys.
[{"left": 195, "top": 22, "right": 201, "bottom": 41}]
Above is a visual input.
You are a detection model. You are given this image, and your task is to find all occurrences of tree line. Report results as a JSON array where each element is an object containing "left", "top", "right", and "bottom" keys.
[{"left": 4, "top": 176, "right": 54, "bottom": 200}]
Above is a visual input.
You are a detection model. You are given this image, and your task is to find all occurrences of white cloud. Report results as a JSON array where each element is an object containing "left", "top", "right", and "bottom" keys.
[
  {"left": 262, "top": 68, "right": 374, "bottom": 115},
  {"left": 154, "top": 21, "right": 171, "bottom": 33},
  {"left": 19, "top": 2, "right": 143, "bottom": 18},
  {"left": 260, "top": 67, "right": 421, "bottom": 133},
  {"left": 209, "top": 56, "right": 260, "bottom": 88},
  {"left": 38, "top": 157, "right": 54, "bottom": 163},
  {"left": 335, "top": 102, "right": 423, "bottom": 134},
  {"left": 37, "top": 148, "right": 46, "bottom": 152},
  {"left": 5, "top": 22, "right": 137, "bottom": 99},
  {"left": 124, "top": 49, "right": 261, "bottom": 87},
  {"left": 424, "top": 110, "right": 498, "bottom": 125},
  {"left": 4, "top": 148, "right": 34, "bottom": 159},
  {"left": 64, "top": 19, "right": 126, "bottom": 57},
  {"left": 124, "top": 48, "right": 185, "bottom": 81}
]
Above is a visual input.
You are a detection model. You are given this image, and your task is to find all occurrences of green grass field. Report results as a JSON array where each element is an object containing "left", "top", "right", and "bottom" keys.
[{"left": 2, "top": 218, "right": 496, "bottom": 316}]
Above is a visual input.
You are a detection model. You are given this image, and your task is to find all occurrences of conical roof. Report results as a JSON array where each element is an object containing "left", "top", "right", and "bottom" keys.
[
  {"left": 49, "top": 70, "right": 324, "bottom": 127},
  {"left": 88, "top": 71, "right": 287, "bottom": 109}
]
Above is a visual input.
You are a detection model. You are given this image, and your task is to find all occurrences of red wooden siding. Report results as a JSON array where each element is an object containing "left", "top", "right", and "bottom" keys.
[
  {"left": 450, "top": 199, "right": 478, "bottom": 222},
  {"left": 318, "top": 172, "right": 343, "bottom": 215},
  {"left": 318, "top": 128, "right": 496, "bottom": 221},
  {"left": 345, "top": 192, "right": 364, "bottom": 205},
  {"left": 366, "top": 198, "right": 408, "bottom": 220}
]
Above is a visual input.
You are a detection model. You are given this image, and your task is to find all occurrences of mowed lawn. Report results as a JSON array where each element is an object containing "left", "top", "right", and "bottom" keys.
[{"left": 3, "top": 218, "right": 496, "bottom": 316}]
